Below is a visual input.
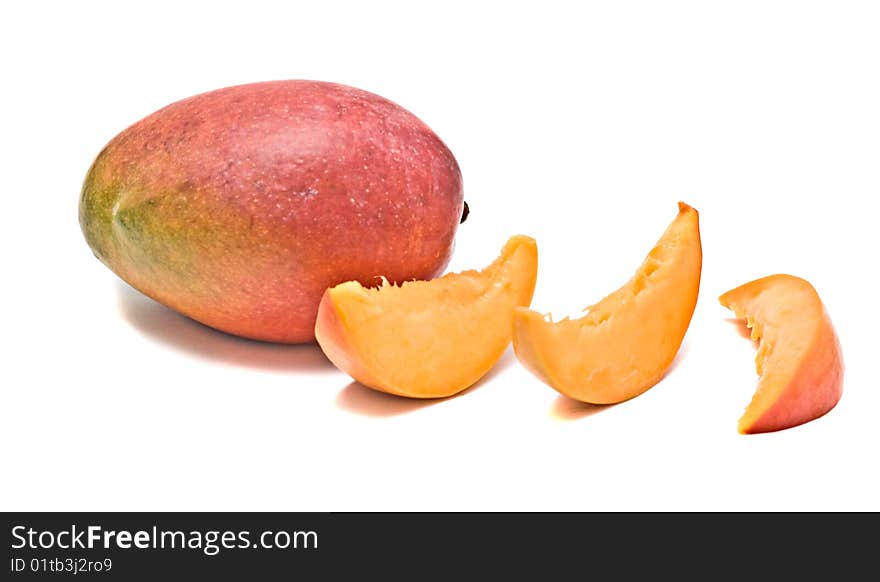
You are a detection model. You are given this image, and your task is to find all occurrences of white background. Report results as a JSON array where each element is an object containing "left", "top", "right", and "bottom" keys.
[{"left": 2, "top": 1, "right": 878, "bottom": 511}]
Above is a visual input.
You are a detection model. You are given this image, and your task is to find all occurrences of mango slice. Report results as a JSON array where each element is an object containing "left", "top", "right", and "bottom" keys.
[
  {"left": 719, "top": 275, "right": 844, "bottom": 434},
  {"left": 513, "top": 202, "right": 702, "bottom": 404},
  {"left": 315, "top": 235, "right": 538, "bottom": 398}
]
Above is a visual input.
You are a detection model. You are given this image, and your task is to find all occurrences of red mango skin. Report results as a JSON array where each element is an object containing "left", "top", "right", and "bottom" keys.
[{"left": 80, "top": 80, "right": 464, "bottom": 343}]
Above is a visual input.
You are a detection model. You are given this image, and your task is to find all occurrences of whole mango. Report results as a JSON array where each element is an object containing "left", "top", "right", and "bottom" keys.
[{"left": 80, "top": 80, "right": 465, "bottom": 343}]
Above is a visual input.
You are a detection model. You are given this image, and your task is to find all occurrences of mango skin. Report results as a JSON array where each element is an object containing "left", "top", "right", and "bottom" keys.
[{"left": 80, "top": 80, "right": 464, "bottom": 343}]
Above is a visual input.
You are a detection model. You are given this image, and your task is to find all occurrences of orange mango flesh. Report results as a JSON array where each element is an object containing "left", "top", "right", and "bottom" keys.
[
  {"left": 719, "top": 275, "right": 843, "bottom": 434},
  {"left": 314, "top": 235, "right": 538, "bottom": 398},
  {"left": 513, "top": 202, "right": 702, "bottom": 404}
]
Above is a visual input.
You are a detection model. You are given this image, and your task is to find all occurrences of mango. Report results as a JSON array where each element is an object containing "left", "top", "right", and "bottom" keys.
[
  {"left": 720, "top": 275, "right": 843, "bottom": 434},
  {"left": 315, "top": 235, "right": 538, "bottom": 398},
  {"left": 513, "top": 202, "right": 702, "bottom": 404},
  {"left": 79, "top": 80, "right": 465, "bottom": 343}
]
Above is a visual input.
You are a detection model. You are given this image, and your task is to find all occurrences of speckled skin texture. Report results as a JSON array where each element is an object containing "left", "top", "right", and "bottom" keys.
[{"left": 80, "top": 80, "right": 464, "bottom": 343}]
